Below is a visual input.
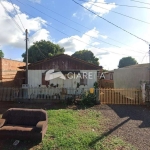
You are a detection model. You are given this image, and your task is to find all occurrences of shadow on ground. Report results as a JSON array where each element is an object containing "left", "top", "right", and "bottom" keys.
[{"left": 108, "top": 104, "right": 150, "bottom": 128}]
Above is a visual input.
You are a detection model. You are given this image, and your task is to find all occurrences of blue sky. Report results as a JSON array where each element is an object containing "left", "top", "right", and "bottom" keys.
[{"left": 0, "top": 0, "right": 150, "bottom": 70}]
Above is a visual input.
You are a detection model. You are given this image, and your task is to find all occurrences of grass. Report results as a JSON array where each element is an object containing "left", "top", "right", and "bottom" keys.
[
  {"left": 0, "top": 106, "right": 136, "bottom": 150},
  {"left": 41, "top": 109, "right": 136, "bottom": 150}
]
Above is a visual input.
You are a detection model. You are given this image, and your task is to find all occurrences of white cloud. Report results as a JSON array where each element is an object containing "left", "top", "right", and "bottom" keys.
[
  {"left": 29, "top": 29, "right": 50, "bottom": 46},
  {"left": 100, "top": 35, "right": 107, "bottom": 39},
  {"left": 83, "top": 0, "right": 116, "bottom": 16},
  {"left": 58, "top": 28, "right": 100, "bottom": 53},
  {"left": 0, "top": 0, "right": 50, "bottom": 49},
  {"left": 29, "top": 0, "right": 41, "bottom": 3},
  {"left": 14, "top": 57, "right": 23, "bottom": 61},
  {"left": 72, "top": 13, "right": 77, "bottom": 17},
  {"left": 58, "top": 26, "right": 148, "bottom": 70},
  {"left": 92, "top": 42, "right": 100, "bottom": 46}
]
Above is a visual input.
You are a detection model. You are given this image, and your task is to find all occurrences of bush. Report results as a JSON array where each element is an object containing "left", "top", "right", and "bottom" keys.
[{"left": 81, "top": 92, "right": 96, "bottom": 106}]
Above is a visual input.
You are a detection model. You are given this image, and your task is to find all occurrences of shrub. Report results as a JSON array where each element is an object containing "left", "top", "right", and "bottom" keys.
[{"left": 81, "top": 92, "right": 96, "bottom": 106}]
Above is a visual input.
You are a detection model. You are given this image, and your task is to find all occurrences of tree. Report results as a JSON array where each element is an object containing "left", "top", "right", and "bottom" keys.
[
  {"left": 118, "top": 56, "right": 138, "bottom": 68},
  {"left": 71, "top": 50, "right": 99, "bottom": 66},
  {"left": 0, "top": 50, "right": 4, "bottom": 58},
  {"left": 22, "top": 40, "right": 65, "bottom": 63}
]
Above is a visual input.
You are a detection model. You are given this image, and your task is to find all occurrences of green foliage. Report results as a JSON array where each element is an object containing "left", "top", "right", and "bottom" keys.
[
  {"left": 103, "top": 69, "right": 108, "bottom": 72},
  {"left": 118, "top": 56, "right": 138, "bottom": 68},
  {"left": 93, "top": 82, "right": 98, "bottom": 89},
  {"left": 0, "top": 50, "right": 4, "bottom": 58},
  {"left": 81, "top": 92, "right": 96, "bottom": 106},
  {"left": 77, "top": 82, "right": 80, "bottom": 88},
  {"left": 72, "top": 50, "right": 99, "bottom": 66},
  {"left": 41, "top": 109, "right": 136, "bottom": 150},
  {"left": 1, "top": 109, "right": 136, "bottom": 150},
  {"left": 22, "top": 40, "right": 65, "bottom": 63}
]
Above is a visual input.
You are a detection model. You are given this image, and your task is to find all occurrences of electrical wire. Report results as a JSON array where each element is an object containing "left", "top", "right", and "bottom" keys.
[
  {"left": 0, "top": 1, "right": 24, "bottom": 34},
  {"left": 141, "top": 52, "right": 149, "bottom": 63},
  {"left": 16, "top": 0, "right": 126, "bottom": 49},
  {"left": 31, "top": 1, "right": 146, "bottom": 54},
  {"left": 73, "top": 0, "right": 150, "bottom": 44},
  {"left": 35, "top": 43, "right": 47, "bottom": 58},
  {"left": 77, "top": 0, "right": 150, "bottom": 9},
  {"left": 28, "top": 39, "right": 47, "bottom": 59},
  {"left": 9, "top": 0, "right": 25, "bottom": 31},
  {"left": 1, "top": 0, "right": 46, "bottom": 59},
  {"left": 16, "top": 0, "right": 146, "bottom": 54},
  {"left": 78, "top": 0, "right": 150, "bottom": 25},
  {"left": 130, "top": 0, "right": 150, "bottom": 5},
  {"left": 19, "top": 10, "right": 143, "bottom": 58}
]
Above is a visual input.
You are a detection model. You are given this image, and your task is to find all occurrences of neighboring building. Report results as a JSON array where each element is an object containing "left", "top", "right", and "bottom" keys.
[
  {"left": 20, "top": 54, "right": 103, "bottom": 89},
  {"left": 0, "top": 58, "right": 26, "bottom": 87},
  {"left": 98, "top": 71, "right": 114, "bottom": 88},
  {"left": 114, "top": 63, "right": 149, "bottom": 89},
  {"left": 103, "top": 70, "right": 114, "bottom": 80}
]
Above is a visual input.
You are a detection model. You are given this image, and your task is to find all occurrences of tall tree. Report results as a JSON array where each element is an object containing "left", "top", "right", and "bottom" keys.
[
  {"left": 72, "top": 50, "right": 99, "bottom": 66},
  {"left": 22, "top": 40, "right": 65, "bottom": 63},
  {"left": 0, "top": 50, "right": 4, "bottom": 58},
  {"left": 118, "top": 56, "right": 138, "bottom": 68}
]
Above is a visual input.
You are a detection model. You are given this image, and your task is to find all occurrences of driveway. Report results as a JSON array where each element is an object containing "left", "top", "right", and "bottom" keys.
[{"left": 93, "top": 104, "right": 150, "bottom": 150}]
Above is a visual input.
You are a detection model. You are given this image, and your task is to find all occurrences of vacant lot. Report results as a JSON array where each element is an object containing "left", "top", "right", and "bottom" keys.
[{"left": 0, "top": 102, "right": 149, "bottom": 150}]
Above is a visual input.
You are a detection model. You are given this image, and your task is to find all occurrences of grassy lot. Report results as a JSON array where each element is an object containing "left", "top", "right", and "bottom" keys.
[{"left": 0, "top": 104, "right": 136, "bottom": 150}]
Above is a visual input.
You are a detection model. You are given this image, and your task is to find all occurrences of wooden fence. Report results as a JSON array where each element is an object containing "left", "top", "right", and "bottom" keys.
[
  {"left": 0, "top": 87, "right": 88, "bottom": 102},
  {"left": 98, "top": 79, "right": 114, "bottom": 88},
  {"left": 100, "top": 89, "right": 143, "bottom": 105}
]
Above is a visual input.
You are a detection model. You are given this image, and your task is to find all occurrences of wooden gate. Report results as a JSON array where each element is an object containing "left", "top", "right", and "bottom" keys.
[{"left": 100, "top": 89, "right": 143, "bottom": 105}]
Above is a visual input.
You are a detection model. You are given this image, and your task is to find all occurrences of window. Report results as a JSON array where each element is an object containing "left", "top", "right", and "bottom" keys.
[
  {"left": 42, "top": 73, "right": 49, "bottom": 86},
  {"left": 110, "top": 73, "right": 113, "bottom": 80},
  {"left": 80, "top": 73, "right": 87, "bottom": 85}
]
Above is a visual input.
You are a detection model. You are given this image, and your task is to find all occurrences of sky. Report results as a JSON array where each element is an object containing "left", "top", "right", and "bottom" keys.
[{"left": 0, "top": 0, "right": 150, "bottom": 70}]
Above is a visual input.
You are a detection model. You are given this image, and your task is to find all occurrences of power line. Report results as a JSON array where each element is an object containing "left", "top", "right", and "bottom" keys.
[
  {"left": 35, "top": 43, "right": 47, "bottom": 58},
  {"left": 33, "top": 1, "right": 146, "bottom": 54},
  {"left": 28, "top": 40, "right": 47, "bottom": 59},
  {"left": 9, "top": 0, "right": 25, "bottom": 31},
  {"left": 0, "top": 1, "right": 24, "bottom": 34},
  {"left": 16, "top": 0, "right": 146, "bottom": 54},
  {"left": 78, "top": 0, "right": 150, "bottom": 25},
  {"left": 1, "top": 1, "right": 46, "bottom": 61},
  {"left": 73, "top": 0, "right": 150, "bottom": 45},
  {"left": 141, "top": 52, "right": 149, "bottom": 63},
  {"left": 16, "top": 0, "right": 125, "bottom": 49},
  {"left": 18, "top": 10, "right": 143, "bottom": 58},
  {"left": 77, "top": 0, "right": 150, "bottom": 9},
  {"left": 130, "top": 0, "right": 150, "bottom": 5}
]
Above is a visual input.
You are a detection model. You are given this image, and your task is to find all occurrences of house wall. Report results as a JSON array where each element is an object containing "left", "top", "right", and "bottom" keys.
[
  {"left": 28, "top": 70, "right": 97, "bottom": 89},
  {"left": 114, "top": 66, "right": 149, "bottom": 89}
]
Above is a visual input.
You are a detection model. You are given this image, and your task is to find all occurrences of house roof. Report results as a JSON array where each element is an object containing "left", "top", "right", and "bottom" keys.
[
  {"left": 116, "top": 63, "right": 149, "bottom": 70},
  {"left": 19, "top": 54, "right": 102, "bottom": 69}
]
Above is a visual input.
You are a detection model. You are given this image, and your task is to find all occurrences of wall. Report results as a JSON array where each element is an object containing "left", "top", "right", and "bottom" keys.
[
  {"left": 114, "top": 65, "right": 149, "bottom": 89},
  {"left": 99, "top": 79, "right": 114, "bottom": 88},
  {"left": 104, "top": 72, "right": 113, "bottom": 80},
  {"left": 28, "top": 54, "right": 102, "bottom": 71},
  {"left": 0, "top": 58, "right": 26, "bottom": 87},
  {"left": 28, "top": 70, "right": 97, "bottom": 89}
]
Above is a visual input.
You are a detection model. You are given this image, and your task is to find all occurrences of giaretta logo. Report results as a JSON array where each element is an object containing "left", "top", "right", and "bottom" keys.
[{"left": 44, "top": 70, "right": 105, "bottom": 80}]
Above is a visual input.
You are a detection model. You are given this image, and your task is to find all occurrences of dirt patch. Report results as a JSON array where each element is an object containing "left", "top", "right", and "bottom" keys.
[
  {"left": 0, "top": 102, "right": 150, "bottom": 149},
  {"left": 93, "top": 104, "right": 150, "bottom": 150}
]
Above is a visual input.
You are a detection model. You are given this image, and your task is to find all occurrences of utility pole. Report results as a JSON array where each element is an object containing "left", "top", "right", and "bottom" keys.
[
  {"left": 149, "top": 44, "right": 150, "bottom": 84},
  {"left": 25, "top": 29, "right": 28, "bottom": 85}
]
